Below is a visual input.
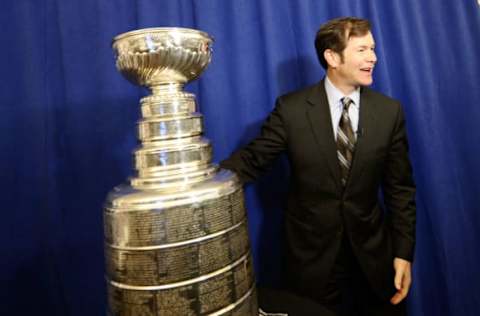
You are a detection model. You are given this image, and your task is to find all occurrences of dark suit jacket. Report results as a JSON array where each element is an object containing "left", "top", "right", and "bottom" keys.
[{"left": 220, "top": 80, "right": 416, "bottom": 301}]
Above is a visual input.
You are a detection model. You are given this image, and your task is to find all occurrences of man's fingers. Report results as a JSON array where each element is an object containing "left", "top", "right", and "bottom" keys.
[
  {"left": 394, "top": 266, "right": 404, "bottom": 290},
  {"left": 391, "top": 258, "right": 412, "bottom": 305},
  {"left": 391, "top": 273, "right": 411, "bottom": 305},
  {"left": 390, "top": 286, "right": 408, "bottom": 305},
  {"left": 390, "top": 292, "right": 402, "bottom": 305},
  {"left": 403, "top": 271, "right": 412, "bottom": 289}
]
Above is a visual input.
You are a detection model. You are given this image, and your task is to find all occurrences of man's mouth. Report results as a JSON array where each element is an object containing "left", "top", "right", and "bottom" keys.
[{"left": 360, "top": 67, "right": 373, "bottom": 73}]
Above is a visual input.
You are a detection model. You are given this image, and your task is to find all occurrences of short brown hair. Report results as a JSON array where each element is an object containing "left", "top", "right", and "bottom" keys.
[{"left": 315, "top": 17, "right": 371, "bottom": 69}]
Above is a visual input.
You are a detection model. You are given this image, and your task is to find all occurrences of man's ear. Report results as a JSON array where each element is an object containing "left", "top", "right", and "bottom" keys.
[{"left": 324, "top": 49, "right": 339, "bottom": 68}]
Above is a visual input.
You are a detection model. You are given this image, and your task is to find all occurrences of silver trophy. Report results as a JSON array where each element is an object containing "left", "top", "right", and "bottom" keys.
[{"left": 104, "top": 28, "right": 258, "bottom": 315}]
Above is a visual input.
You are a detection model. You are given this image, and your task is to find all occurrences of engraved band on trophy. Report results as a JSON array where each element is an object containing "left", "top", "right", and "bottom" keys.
[{"left": 104, "top": 27, "right": 258, "bottom": 315}]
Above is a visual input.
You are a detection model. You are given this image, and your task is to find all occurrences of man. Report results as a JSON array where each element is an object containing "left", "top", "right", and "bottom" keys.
[{"left": 221, "top": 17, "right": 416, "bottom": 315}]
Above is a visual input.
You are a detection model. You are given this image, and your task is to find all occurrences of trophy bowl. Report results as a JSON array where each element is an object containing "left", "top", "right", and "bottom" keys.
[{"left": 112, "top": 27, "right": 213, "bottom": 87}]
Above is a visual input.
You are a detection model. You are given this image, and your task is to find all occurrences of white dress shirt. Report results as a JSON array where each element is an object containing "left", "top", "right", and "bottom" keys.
[{"left": 324, "top": 76, "right": 360, "bottom": 140}]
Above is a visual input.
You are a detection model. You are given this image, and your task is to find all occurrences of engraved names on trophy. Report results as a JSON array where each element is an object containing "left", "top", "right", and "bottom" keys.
[
  {"left": 108, "top": 255, "right": 255, "bottom": 315},
  {"left": 106, "top": 219, "right": 250, "bottom": 285},
  {"left": 105, "top": 189, "right": 245, "bottom": 247}
]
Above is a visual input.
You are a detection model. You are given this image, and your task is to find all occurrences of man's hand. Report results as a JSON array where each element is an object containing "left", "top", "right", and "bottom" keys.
[{"left": 390, "top": 257, "right": 412, "bottom": 305}]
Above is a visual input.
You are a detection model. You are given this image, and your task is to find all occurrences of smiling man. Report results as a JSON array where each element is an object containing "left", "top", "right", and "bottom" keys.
[{"left": 221, "top": 17, "right": 416, "bottom": 315}]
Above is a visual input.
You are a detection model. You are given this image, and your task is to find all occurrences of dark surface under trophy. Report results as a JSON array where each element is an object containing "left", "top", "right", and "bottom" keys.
[{"left": 104, "top": 27, "right": 258, "bottom": 315}]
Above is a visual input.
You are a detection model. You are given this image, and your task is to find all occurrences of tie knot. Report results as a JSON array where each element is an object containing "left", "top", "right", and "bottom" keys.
[{"left": 341, "top": 97, "right": 353, "bottom": 110}]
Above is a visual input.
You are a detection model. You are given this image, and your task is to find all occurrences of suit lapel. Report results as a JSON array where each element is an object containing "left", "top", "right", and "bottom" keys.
[
  {"left": 306, "top": 81, "right": 342, "bottom": 190},
  {"left": 305, "top": 82, "right": 377, "bottom": 192},
  {"left": 346, "top": 88, "right": 377, "bottom": 187}
]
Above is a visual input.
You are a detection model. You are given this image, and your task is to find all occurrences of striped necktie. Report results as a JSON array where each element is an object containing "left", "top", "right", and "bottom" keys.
[{"left": 337, "top": 97, "right": 356, "bottom": 187}]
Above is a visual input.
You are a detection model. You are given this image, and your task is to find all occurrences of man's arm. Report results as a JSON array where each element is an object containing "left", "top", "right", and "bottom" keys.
[
  {"left": 383, "top": 103, "right": 416, "bottom": 261},
  {"left": 382, "top": 103, "right": 416, "bottom": 304},
  {"left": 220, "top": 98, "right": 288, "bottom": 184}
]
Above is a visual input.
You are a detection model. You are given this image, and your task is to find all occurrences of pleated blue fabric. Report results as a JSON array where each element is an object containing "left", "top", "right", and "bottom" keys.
[{"left": 1, "top": 1, "right": 479, "bottom": 315}]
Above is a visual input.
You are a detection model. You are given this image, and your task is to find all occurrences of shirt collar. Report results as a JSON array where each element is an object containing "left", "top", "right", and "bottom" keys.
[{"left": 324, "top": 76, "right": 360, "bottom": 111}]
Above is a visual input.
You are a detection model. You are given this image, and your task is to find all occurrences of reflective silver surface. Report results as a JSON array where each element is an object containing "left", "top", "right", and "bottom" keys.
[
  {"left": 113, "top": 28, "right": 212, "bottom": 86},
  {"left": 105, "top": 27, "right": 257, "bottom": 315}
]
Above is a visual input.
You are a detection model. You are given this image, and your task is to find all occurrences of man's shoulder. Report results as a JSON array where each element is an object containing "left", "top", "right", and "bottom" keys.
[
  {"left": 276, "top": 82, "right": 321, "bottom": 107},
  {"left": 362, "top": 86, "right": 400, "bottom": 107},
  {"left": 362, "top": 87, "right": 405, "bottom": 125}
]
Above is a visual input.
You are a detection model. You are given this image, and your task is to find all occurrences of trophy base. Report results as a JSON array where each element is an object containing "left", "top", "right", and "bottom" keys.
[{"left": 104, "top": 170, "right": 258, "bottom": 316}]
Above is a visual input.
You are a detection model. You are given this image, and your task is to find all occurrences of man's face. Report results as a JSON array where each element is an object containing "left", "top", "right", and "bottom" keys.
[{"left": 333, "top": 31, "right": 377, "bottom": 90}]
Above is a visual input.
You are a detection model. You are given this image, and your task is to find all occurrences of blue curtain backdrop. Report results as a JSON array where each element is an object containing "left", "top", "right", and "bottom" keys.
[{"left": 1, "top": 0, "right": 479, "bottom": 315}]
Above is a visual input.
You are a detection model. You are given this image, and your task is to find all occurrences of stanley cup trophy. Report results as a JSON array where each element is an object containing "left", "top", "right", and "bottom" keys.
[{"left": 104, "top": 28, "right": 258, "bottom": 315}]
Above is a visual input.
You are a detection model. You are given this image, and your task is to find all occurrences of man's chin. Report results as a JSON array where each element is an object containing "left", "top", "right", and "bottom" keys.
[{"left": 359, "top": 78, "right": 373, "bottom": 86}]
